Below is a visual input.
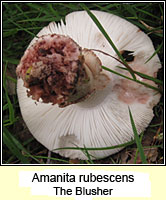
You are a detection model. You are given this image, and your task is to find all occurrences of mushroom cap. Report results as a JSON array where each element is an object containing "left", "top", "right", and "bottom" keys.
[{"left": 17, "top": 10, "right": 161, "bottom": 160}]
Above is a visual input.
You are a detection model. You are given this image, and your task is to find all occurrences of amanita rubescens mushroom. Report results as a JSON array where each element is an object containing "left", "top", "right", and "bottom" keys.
[{"left": 16, "top": 11, "right": 161, "bottom": 160}]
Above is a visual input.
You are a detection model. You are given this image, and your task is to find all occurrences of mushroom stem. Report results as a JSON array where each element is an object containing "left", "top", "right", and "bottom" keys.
[{"left": 16, "top": 34, "right": 110, "bottom": 107}]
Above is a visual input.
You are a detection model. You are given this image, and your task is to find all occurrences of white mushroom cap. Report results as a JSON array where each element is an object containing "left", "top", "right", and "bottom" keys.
[{"left": 17, "top": 10, "right": 161, "bottom": 160}]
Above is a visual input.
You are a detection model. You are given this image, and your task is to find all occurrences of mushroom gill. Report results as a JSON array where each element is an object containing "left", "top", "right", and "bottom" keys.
[{"left": 16, "top": 10, "right": 161, "bottom": 160}]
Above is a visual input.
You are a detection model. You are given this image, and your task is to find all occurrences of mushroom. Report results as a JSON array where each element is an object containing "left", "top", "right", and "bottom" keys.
[{"left": 16, "top": 10, "right": 161, "bottom": 160}]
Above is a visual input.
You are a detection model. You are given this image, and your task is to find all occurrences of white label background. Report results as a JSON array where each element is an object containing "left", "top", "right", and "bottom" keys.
[{"left": 19, "top": 169, "right": 151, "bottom": 200}]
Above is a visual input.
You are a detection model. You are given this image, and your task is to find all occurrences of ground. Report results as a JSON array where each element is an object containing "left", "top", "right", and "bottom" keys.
[{"left": 2, "top": 2, "right": 164, "bottom": 164}]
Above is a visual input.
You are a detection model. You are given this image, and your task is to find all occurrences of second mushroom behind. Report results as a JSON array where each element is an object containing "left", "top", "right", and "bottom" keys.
[{"left": 16, "top": 10, "right": 161, "bottom": 160}]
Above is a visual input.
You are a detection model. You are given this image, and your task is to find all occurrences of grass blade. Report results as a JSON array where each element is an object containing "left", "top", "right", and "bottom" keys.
[
  {"left": 102, "top": 65, "right": 161, "bottom": 92},
  {"left": 3, "top": 62, "right": 15, "bottom": 125},
  {"left": 9, "top": 134, "right": 42, "bottom": 164},
  {"left": 82, "top": 145, "right": 94, "bottom": 164},
  {"left": 117, "top": 66, "right": 163, "bottom": 85},
  {"left": 7, "top": 18, "right": 36, "bottom": 38},
  {"left": 54, "top": 139, "right": 135, "bottom": 151},
  {"left": 145, "top": 41, "right": 163, "bottom": 64},
  {"left": 135, "top": 7, "right": 161, "bottom": 20},
  {"left": 81, "top": 3, "right": 136, "bottom": 80},
  {"left": 134, "top": 133, "right": 144, "bottom": 164},
  {"left": 128, "top": 107, "right": 147, "bottom": 164},
  {"left": 6, "top": 75, "right": 17, "bottom": 84},
  {"left": 3, "top": 127, "right": 30, "bottom": 164},
  {"left": 24, "top": 155, "right": 69, "bottom": 164},
  {"left": 3, "top": 57, "right": 19, "bottom": 65},
  {"left": 3, "top": 103, "right": 9, "bottom": 111},
  {"left": 92, "top": 48, "right": 163, "bottom": 85},
  {"left": 3, "top": 126, "right": 42, "bottom": 164}
]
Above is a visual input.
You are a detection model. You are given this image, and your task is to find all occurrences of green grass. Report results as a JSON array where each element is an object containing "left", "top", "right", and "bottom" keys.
[{"left": 2, "top": 2, "right": 164, "bottom": 164}]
